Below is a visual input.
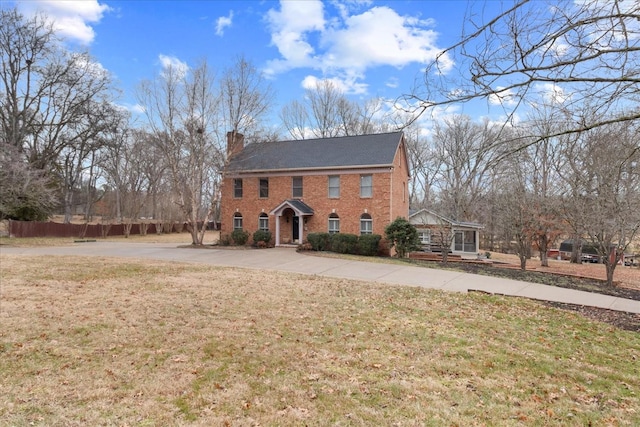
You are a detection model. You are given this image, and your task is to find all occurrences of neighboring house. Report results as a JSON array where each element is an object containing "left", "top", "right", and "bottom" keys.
[
  {"left": 220, "top": 131, "right": 411, "bottom": 246},
  {"left": 409, "top": 209, "right": 483, "bottom": 254}
]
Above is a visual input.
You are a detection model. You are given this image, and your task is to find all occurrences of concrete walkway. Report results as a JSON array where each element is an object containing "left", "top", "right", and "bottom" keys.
[{"left": 2, "top": 242, "right": 639, "bottom": 314}]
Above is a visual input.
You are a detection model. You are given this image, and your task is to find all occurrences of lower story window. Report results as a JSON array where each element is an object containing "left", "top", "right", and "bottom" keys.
[
  {"left": 418, "top": 230, "right": 431, "bottom": 245},
  {"left": 259, "top": 213, "right": 269, "bottom": 231},
  {"left": 360, "top": 213, "right": 372, "bottom": 235},
  {"left": 328, "top": 213, "right": 340, "bottom": 234},
  {"left": 233, "top": 213, "right": 243, "bottom": 230}
]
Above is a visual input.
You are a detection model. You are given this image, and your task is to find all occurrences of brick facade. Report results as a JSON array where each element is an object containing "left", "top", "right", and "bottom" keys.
[{"left": 220, "top": 133, "right": 410, "bottom": 245}]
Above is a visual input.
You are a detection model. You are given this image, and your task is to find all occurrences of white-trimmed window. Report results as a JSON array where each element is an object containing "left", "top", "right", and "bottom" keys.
[
  {"left": 328, "top": 213, "right": 340, "bottom": 234},
  {"left": 259, "top": 178, "right": 269, "bottom": 198},
  {"left": 360, "top": 175, "right": 372, "bottom": 198},
  {"left": 292, "top": 176, "right": 303, "bottom": 198},
  {"left": 328, "top": 175, "right": 340, "bottom": 198},
  {"left": 233, "top": 178, "right": 243, "bottom": 198},
  {"left": 258, "top": 213, "right": 269, "bottom": 232},
  {"left": 360, "top": 213, "right": 373, "bottom": 235},
  {"left": 233, "top": 212, "right": 243, "bottom": 230},
  {"left": 418, "top": 229, "right": 431, "bottom": 245}
]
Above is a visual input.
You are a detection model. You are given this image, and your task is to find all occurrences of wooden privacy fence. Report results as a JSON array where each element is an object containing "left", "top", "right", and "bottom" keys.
[{"left": 7, "top": 220, "right": 186, "bottom": 238}]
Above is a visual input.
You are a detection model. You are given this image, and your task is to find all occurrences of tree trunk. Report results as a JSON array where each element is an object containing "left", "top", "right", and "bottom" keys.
[
  {"left": 519, "top": 254, "right": 527, "bottom": 271},
  {"left": 123, "top": 222, "right": 132, "bottom": 238},
  {"left": 570, "top": 237, "right": 582, "bottom": 264},
  {"left": 538, "top": 235, "right": 549, "bottom": 267},
  {"left": 604, "top": 260, "right": 616, "bottom": 287},
  {"left": 63, "top": 190, "right": 74, "bottom": 224}
]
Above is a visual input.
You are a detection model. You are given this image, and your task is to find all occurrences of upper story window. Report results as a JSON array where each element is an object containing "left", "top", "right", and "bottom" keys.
[
  {"left": 233, "top": 212, "right": 243, "bottom": 230},
  {"left": 233, "top": 178, "right": 243, "bottom": 198},
  {"left": 360, "top": 174, "right": 372, "bottom": 198},
  {"left": 328, "top": 175, "right": 340, "bottom": 198},
  {"left": 292, "top": 176, "right": 303, "bottom": 198},
  {"left": 360, "top": 213, "right": 372, "bottom": 235},
  {"left": 328, "top": 213, "right": 340, "bottom": 234},
  {"left": 258, "top": 213, "right": 269, "bottom": 231},
  {"left": 259, "top": 178, "right": 269, "bottom": 198}
]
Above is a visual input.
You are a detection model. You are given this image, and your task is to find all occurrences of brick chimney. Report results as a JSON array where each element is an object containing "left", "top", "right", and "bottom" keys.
[{"left": 226, "top": 131, "right": 244, "bottom": 158}]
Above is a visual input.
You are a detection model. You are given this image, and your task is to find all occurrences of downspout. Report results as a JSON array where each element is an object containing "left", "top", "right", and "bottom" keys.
[{"left": 389, "top": 167, "right": 394, "bottom": 224}]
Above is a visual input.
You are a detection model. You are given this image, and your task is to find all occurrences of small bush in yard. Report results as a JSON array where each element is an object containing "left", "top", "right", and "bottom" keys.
[
  {"left": 307, "top": 232, "right": 332, "bottom": 251},
  {"left": 252, "top": 230, "right": 272, "bottom": 246},
  {"left": 231, "top": 229, "right": 250, "bottom": 246},
  {"left": 385, "top": 217, "right": 420, "bottom": 258},
  {"left": 357, "top": 234, "right": 381, "bottom": 256},
  {"left": 330, "top": 233, "right": 358, "bottom": 254}
]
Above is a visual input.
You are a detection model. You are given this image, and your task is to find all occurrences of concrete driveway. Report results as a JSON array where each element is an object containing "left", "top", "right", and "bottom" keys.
[{"left": 2, "top": 242, "right": 638, "bottom": 313}]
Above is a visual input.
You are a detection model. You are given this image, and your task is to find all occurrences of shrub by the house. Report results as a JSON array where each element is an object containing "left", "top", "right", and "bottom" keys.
[
  {"left": 252, "top": 230, "right": 272, "bottom": 247},
  {"left": 307, "top": 232, "right": 332, "bottom": 251},
  {"left": 231, "top": 229, "right": 250, "bottom": 246},
  {"left": 330, "top": 233, "right": 359, "bottom": 254},
  {"left": 306, "top": 232, "right": 381, "bottom": 256},
  {"left": 385, "top": 217, "right": 420, "bottom": 258},
  {"left": 357, "top": 234, "right": 382, "bottom": 256}
]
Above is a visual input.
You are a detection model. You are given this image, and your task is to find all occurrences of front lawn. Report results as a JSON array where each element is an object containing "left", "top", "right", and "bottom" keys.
[{"left": 1, "top": 254, "right": 638, "bottom": 425}]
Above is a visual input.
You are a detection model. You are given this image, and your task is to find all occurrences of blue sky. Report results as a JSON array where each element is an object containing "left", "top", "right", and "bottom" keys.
[{"left": 9, "top": 0, "right": 509, "bottom": 127}]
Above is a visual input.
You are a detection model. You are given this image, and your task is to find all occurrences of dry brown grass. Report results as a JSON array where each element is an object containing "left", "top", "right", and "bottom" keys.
[
  {"left": 0, "top": 231, "right": 219, "bottom": 247},
  {"left": 1, "top": 254, "right": 639, "bottom": 426}
]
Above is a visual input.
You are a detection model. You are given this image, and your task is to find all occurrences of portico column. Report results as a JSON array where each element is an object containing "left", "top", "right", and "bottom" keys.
[
  {"left": 275, "top": 214, "right": 281, "bottom": 246},
  {"left": 298, "top": 215, "right": 304, "bottom": 243},
  {"left": 475, "top": 230, "right": 479, "bottom": 253}
]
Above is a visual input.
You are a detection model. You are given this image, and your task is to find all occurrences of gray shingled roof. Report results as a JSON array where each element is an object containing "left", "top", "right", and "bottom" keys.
[
  {"left": 270, "top": 199, "right": 315, "bottom": 216},
  {"left": 227, "top": 132, "right": 403, "bottom": 173}
]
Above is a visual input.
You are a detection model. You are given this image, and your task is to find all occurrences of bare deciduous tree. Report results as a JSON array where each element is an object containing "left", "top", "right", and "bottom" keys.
[
  {"left": 102, "top": 127, "right": 154, "bottom": 237},
  {"left": 137, "top": 60, "right": 220, "bottom": 245},
  {"left": 220, "top": 55, "right": 275, "bottom": 145},
  {"left": 403, "top": 0, "right": 640, "bottom": 143},
  {"left": 559, "top": 122, "right": 640, "bottom": 285},
  {"left": 1, "top": 8, "right": 118, "bottom": 220},
  {"left": 431, "top": 115, "right": 500, "bottom": 222}
]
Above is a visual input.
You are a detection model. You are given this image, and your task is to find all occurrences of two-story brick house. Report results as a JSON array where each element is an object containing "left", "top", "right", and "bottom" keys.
[{"left": 220, "top": 131, "right": 410, "bottom": 246}]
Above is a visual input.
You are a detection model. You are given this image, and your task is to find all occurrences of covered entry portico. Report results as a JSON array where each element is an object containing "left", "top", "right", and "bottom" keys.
[{"left": 269, "top": 200, "right": 314, "bottom": 246}]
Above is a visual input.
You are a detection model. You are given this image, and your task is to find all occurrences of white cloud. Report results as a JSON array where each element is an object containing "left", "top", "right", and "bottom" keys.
[
  {"left": 264, "top": 1, "right": 451, "bottom": 94},
  {"left": 265, "top": 0, "right": 326, "bottom": 74},
  {"left": 489, "top": 86, "right": 518, "bottom": 107},
  {"left": 120, "top": 103, "right": 145, "bottom": 114},
  {"left": 385, "top": 77, "right": 399, "bottom": 89},
  {"left": 71, "top": 52, "right": 109, "bottom": 79},
  {"left": 537, "top": 82, "right": 568, "bottom": 105},
  {"left": 158, "top": 55, "right": 189, "bottom": 79},
  {"left": 322, "top": 7, "right": 446, "bottom": 72},
  {"left": 17, "top": 0, "right": 111, "bottom": 45},
  {"left": 215, "top": 11, "right": 233, "bottom": 36},
  {"left": 301, "top": 75, "right": 368, "bottom": 95}
]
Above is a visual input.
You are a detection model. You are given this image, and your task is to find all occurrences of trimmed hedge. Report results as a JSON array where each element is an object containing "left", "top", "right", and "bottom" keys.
[
  {"left": 357, "top": 234, "right": 382, "bottom": 256},
  {"left": 307, "top": 232, "right": 332, "bottom": 251},
  {"left": 330, "top": 233, "right": 359, "bottom": 254},
  {"left": 306, "top": 232, "right": 382, "bottom": 256},
  {"left": 252, "top": 230, "right": 272, "bottom": 244}
]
